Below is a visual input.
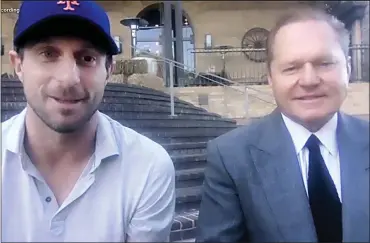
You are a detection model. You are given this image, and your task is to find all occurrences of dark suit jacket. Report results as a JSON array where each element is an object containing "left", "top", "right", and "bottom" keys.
[{"left": 196, "top": 109, "right": 369, "bottom": 242}]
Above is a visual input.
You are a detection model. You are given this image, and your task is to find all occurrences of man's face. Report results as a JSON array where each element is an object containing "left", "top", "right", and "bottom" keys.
[
  {"left": 268, "top": 20, "right": 350, "bottom": 129},
  {"left": 10, "top": 36, "right": 111, "bottom": 133}
]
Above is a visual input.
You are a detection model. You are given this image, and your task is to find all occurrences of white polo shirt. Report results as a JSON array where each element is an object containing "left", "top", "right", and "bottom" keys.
[{"left": 2, "top": 108, "right": 176, "bottom": 242}]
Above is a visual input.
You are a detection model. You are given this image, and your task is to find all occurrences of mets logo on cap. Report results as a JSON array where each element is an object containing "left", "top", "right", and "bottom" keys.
[{"left": 57, "top": 1, "right": 80, "bottom": 11}]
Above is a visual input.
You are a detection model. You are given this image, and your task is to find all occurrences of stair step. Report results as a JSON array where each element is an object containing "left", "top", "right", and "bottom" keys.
[
  {"left": 163, "top": 142, "right": 208, "bottom": 156},
  {"left": 176, "top": 186, "right": 203, "bottom": 206},
  {"left": 163, "top": 142, "right": 208, "bottom": 150},
  {"left": 175, "top": 186, "right": 202, "bottom": 215},
  {"left": 140, "top": 127, "right": 234, "bottom": 139},
  {"left": 171, "top": 154, "right": 207, "bottom": 170},
  {"left": 148, "top": 136, "right": 216, "bottom": 145},
  {"left": 117, "top": 119, "right": 236, "bottom": 129},
  {"left": 105, "top": 112, "right": 227, "bottom": 120},
  {"left": 101, "top": 96, "right": 205, "bottom": 111},
  {"left": 176, "top": 168, "right": 205, "bottom": 188},
  {"left": 173, "top": 238, "right": 195, "bottom": 242}
]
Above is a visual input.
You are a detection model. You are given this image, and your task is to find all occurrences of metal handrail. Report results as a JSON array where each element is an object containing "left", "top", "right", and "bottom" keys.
[
  {"left": 165, "top": 59, "right": 277, "bottom": 109},
  {"left": 131, "top": 46, "right": 244, "bottom": 88},
  {"left": 191, "top": 47, "right": 267, "bottom": 53},
  {"left": 123, "top": 45, "right": 277, "bottom": 116},
  {"left": 129, "top": 44, "right": 276, "bottom": 100}
]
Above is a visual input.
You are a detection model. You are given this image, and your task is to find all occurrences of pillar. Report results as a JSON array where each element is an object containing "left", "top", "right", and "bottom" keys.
[
  {"left": 174, "top": 1, "right": 184, "bottom": 85},
  {"left": 163, "top": 1, "right": 173, "bottom": 87}
]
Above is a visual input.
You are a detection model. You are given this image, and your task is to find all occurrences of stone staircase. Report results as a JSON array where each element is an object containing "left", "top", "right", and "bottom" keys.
[{"left": 1, "top": 78, "right": 238, "bottom": 242}]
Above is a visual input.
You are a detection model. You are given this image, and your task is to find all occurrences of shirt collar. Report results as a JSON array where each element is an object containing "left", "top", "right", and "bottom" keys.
[
  {"left": 4, "top": 108, "right": 27, "bottom": 155},
  {"left": 93, "top": 111, "right": 120, "bottom": 169},
  {"left": 4, "top": 108, "right": 120, "bottom": 168},
  {"left": 281, "top": 112, "right": 338, "bottom": 156}
]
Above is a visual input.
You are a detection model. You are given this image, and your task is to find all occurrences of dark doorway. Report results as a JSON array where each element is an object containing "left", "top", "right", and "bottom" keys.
[{"left": 135, "top": 3, "right": 195, "bottom": 86}]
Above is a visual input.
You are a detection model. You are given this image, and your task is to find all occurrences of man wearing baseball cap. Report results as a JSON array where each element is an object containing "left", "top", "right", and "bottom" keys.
[{"left": 2, "top": 1, "right": 176, "bottom": 242}]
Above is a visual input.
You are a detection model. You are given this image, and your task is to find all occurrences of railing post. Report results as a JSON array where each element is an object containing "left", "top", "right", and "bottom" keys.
[
  {"left": 244, "top": 86, "right": 249, "bottom": 120},
  {"left": 169, "top": 61, "right": 176, "bottom": 116}
]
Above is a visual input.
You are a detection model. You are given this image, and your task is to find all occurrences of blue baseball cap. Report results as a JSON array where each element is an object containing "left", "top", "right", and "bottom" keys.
[{"left": 13, "top": 0, "right": 119, "bottom": 55}]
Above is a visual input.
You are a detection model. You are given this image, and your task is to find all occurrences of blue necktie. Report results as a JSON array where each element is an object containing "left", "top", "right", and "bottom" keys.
[{"left": 306, "top": 135, "right": 342, "bottom": 242}]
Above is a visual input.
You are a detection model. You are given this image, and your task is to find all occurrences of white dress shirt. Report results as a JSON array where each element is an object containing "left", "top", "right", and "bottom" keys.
[
  {"left": 2, "top": 108, "right": 176, "bottom": 242},
  {"left": 281, "top": 113, "right": 342, "bottom": 202}
]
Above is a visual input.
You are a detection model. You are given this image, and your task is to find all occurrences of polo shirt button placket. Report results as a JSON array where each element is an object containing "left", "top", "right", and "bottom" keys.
[{"left": 50, "top": 219, "right": 65, "bottom": 236}]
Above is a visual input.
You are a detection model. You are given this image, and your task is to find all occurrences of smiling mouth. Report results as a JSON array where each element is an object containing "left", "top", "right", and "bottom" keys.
[
  {"left": 296, "top": 95, "right": 325, "bottom": 100},
  {"left": 52, "top": 97, "right": 85, "bottom": 104}
]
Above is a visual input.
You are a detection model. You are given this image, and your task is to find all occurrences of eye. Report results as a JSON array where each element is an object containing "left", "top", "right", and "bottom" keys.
[
  {"left": 320, "top": 62, "right": 333, "bottom": 66},
  {"left": 315, "top": 60, "right": 336, "bottom": 70},
  {"left": 40, "top": 50, "right": 58, "bottom": 59},
  {"left": 283, "top": 66, "right": 296, "bottom": 73},
  {"left": 82, "top": 56, "right": 96, "bottom": 62},
  {"left": 78, "top": 55, "right": 97, "bottom": 66}
]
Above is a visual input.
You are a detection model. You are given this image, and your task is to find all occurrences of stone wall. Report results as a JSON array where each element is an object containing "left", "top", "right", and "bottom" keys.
[{"left": 171, "top": 83, "right": 369, "bottom": 123}]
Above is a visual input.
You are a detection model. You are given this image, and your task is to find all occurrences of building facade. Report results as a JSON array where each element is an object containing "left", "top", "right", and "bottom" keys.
[{"left": 1, "top": 1, "right": 369, "bottom": 84}]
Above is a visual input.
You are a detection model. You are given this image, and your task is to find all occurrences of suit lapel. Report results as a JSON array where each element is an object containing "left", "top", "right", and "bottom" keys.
[
  {"left": 337, "top": 113, "right": 369, "bottom": 242},
  {"left": 250, "top": 109, "right": 317, "bottom": 241}
]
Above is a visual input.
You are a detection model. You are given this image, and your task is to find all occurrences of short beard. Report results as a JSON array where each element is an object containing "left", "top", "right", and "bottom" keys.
[{"left": 28, "top": 101, "right": 100, "bottom": 134}]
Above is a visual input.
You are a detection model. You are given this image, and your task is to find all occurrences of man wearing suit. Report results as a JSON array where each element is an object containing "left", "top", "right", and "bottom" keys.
[{"left": 196, "top": 7, "right": 369, "bottom": 243}]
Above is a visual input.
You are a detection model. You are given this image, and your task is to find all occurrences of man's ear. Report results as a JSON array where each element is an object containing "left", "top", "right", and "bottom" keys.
[{"left": 9, "top": 50, "right": 24, "bottom": 82}]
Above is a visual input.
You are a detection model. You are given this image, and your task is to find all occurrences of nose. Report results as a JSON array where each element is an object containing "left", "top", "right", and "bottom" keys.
[
  {"left": 298, "top": 62, "right": 321, "bottom": 87},
  {"left": 53, "top": 55, "right": 80, "bottom": 87}
]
